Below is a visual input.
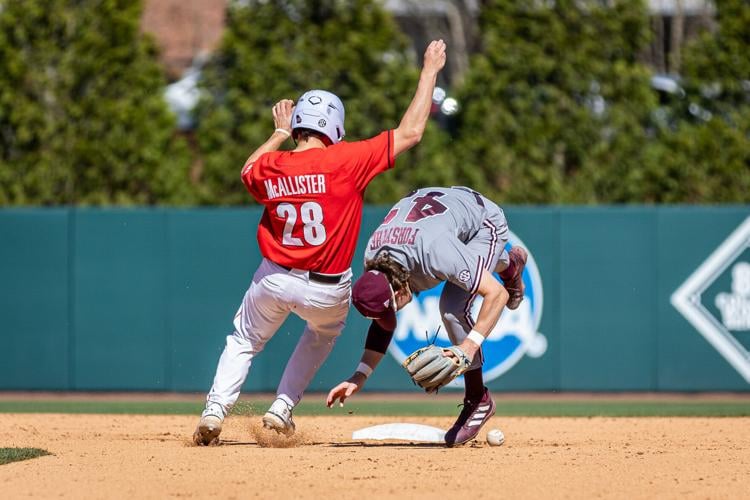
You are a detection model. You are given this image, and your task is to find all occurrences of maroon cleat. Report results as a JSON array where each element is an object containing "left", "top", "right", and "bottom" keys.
[
  {"left": 444, "top": 387, "right": 496, "bottom": 446},
  {"left": 503, "top": 247, "right": 528, "bottom": 310}
]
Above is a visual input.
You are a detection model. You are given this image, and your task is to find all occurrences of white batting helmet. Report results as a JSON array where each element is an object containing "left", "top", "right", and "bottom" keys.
[{"left": 292, "top": 90, "right": 345, "bottom": 144}]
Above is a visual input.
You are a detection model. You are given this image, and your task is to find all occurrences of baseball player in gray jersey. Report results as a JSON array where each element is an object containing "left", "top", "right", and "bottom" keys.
[{"left": 326, "top": 186, "right": 528, "bottom": 446}]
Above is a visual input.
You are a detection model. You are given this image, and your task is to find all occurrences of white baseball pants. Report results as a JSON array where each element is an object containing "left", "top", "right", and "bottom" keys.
[{"left": 205, "top": 258, "right": 351, "bottom": 414}]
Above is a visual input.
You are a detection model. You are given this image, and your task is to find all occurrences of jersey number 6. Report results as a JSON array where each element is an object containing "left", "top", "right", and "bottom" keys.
[{"left": 276, "top": 202, "right": 327, "bottom": 247}]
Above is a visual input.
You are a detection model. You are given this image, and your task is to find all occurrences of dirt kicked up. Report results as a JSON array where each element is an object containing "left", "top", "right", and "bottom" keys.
[{"left": 1, "top": 413, "right": 748, "bottom": 499}]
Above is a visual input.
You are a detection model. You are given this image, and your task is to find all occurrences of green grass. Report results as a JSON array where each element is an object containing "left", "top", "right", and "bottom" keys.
[
  {"left": 0, "top": 399, "right": 749, "bottom": 417},
  {"left": 0, "top": 448, "right": 50, "bottom": 465}
]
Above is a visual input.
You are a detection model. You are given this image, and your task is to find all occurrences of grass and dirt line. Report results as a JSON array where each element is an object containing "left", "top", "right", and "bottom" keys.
[
  {"left": 0, "top": 399, "right": 749, "bottom": 417},
  {"left": 0, "top": 448, "right": 50, "bottom": 465}
]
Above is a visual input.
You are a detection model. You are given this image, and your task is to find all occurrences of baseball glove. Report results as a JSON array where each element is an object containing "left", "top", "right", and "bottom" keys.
[{"left": 402, "top": 345, "right": 471, "bottom": 393}]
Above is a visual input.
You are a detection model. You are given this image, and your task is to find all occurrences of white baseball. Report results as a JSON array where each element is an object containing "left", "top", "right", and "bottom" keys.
[{"left": 486, "top": 429, "right": 505, "bottom": 446}]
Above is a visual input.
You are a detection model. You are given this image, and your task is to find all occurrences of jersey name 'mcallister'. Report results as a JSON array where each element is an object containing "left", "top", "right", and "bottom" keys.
[
  {"left": 369, "top": 227, "right": 420, "bottom": 250},
  {"left": 264, "top": 174, "right": 327, "bottom": 200}
]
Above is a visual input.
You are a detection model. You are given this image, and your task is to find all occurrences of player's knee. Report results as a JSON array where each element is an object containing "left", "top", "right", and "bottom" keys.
[
  {"left": 306, "top": 323, "right": 345, "bottom": 340},
  {"left": 440, "top": 302, "right": 470, "bottom": 326},
  {"left": 440, "top": 309, "right": 457, "bottom": 326}
]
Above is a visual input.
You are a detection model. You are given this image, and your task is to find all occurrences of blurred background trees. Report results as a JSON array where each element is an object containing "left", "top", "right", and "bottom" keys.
[
  {"left": 0, "top": 0, "right": 191, "bottom": 205},
  {"left": 642, "top": 0, "right": 750, "bottom": 202},
  {"left": 0, "top": 0, "right": 747, "bottom": 206},
  {"left": 452, "top": 0, "right": 657, "bottom": 203}
]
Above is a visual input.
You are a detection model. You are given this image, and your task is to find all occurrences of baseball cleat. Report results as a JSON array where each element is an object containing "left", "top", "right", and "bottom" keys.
[
  {"left": 262, "top": 397, "right": 296, "bottom": 436},
  {"left": 503, "top": 246, "right": 528, "bottom": 310},
  {"left": 444, "top": 387, "right": 496, "bottom": 447},
  {"left": 193, "top": 414, "right": 223, "bottom": 446}
]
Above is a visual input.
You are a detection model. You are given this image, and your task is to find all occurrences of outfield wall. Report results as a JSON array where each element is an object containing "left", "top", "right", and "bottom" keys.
[{"left": 1, "top": 207, "right": 749, "bottom": 392}]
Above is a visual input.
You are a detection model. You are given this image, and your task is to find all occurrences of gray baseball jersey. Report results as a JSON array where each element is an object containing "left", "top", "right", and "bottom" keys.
[{"left": 363, "top": 186, "right": 510, "bottom": 295}]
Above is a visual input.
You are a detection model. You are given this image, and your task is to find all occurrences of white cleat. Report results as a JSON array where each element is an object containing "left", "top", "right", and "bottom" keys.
[
  {"left": 262, "top": 398, "right": 296, "bottom": 436},
  {"left": 193, "top": 415, "right": 222, "bottom": 446},
  {"left": 193, "top": 404, "right": 224, "bottom": 446}
]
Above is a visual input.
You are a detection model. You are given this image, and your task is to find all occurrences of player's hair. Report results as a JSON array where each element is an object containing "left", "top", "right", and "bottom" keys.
[
  {"left": 365, "top": 253, "right": 410, "bottom": 292},
  {"left": 292, "top": 127, "right": 331, "bottom": 145}
]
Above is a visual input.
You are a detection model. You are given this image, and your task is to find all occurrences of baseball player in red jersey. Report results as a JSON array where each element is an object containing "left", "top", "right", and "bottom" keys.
[{"left": 193, "top": 40, "right": 447, "bottom": 445}]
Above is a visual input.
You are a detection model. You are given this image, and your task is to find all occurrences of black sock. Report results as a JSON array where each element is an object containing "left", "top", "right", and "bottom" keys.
[{"left": 463, "top": 368, "right": 485, "bottom": 400}]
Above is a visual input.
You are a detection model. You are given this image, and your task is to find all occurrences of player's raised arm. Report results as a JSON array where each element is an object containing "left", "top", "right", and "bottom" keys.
[
  {"left": 241, "top": 99, "right": 294, "bottom": 173},
  {"left": 392, "top": 39, "right": 447, "bottom": 157}
]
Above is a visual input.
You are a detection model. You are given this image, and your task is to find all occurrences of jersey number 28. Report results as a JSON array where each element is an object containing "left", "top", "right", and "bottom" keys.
[{"left": 276, "top": 202, "right": 327, "bottom": 246}]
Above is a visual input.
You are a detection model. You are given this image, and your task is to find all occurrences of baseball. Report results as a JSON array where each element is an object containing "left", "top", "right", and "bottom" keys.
[{"left": 486, "top": 428, "right": 505, "bottom": 446}]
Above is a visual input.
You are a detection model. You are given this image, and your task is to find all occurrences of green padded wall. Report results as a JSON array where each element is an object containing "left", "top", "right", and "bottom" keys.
[
  {"left": 0, "top": 210, "right": 70, "bottom": 389},
  {"left": 1, "top": 207, "right": 748, "bottom": 392}
]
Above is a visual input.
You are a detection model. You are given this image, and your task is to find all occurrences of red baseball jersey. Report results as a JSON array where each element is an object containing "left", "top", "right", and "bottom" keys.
[{"left": 242, "top": 130, "right": 395, "bottom": 274}]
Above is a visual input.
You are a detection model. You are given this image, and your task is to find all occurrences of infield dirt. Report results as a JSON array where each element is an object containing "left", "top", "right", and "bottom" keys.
[{"left": 1, "top": 413, "right": 748, "bottom": 499}]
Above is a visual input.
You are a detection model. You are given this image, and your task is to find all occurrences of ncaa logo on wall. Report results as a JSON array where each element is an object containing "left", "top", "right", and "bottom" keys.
[{"left": 389, "top": 232, "right": 546, "bottom": 386}]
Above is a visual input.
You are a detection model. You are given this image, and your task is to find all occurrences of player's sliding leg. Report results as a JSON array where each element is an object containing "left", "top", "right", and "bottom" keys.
[
  {"left": 194, "top": 262, "right": 291, "bottom": 445},
  {"left": 439, "top": 282, "right": 496, "bottom": 446},
  {"left": 264, "top": 288, "right": 348, "bottom": 435},
  {"left": 194, "top": 332, "right": 255, "bottom": 446}
]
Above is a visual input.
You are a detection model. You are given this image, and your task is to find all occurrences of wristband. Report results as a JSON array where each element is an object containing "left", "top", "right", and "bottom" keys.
[
  {"left": 355, "top": 362, "right": 373, "bottom": 378},
  {"left": 274, "top": 128, "right": 291, "bottom": 137},
  {"left": 467, "top": 329, "right": 485, "bottom": 346}
]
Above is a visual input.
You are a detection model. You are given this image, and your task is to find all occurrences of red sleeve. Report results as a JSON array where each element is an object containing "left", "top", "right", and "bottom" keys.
[
  {"left": 240, "top": 161, "right": 266, "bottom": 202},
  {"left": 336, "top": 130, "right": 395, "bottom": 191},
  {"left": 241, "top": 162, "right": 254, "bottom": 192}
]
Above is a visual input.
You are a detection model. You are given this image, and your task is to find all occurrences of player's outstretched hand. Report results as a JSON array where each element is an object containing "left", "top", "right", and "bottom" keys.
[
  {"left": 422, "top": 39, "right": 446, "bottom": 75},
  {"left": 326, "top": 377, "right": 364, "bottom": 408},
  {"left": 272, "top": 99, "right": 294, "bottom": 134}
]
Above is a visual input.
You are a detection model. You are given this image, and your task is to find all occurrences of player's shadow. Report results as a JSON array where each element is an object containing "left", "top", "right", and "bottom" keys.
[
  {"left": 327, "top": 441, "right": 447, "bottom": 449},
  {"left": 216, "top": 440, "right": 256, "bottom": 446},
  {"left": 217, "top": 439, "right": 448, "bottom": 448}
]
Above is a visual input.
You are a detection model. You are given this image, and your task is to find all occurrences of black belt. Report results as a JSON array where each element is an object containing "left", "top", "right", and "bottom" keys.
[{"left": 277, "top": 264, "right": 346, "bottom": 284}]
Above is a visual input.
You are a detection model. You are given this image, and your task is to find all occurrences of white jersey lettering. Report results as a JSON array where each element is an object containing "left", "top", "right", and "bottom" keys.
[
  {"left": 265, "top": 175, "right": 329, "bottom": 200},
  {"left": 317, "top": 174, "right": 326, "bottom": 193}
]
